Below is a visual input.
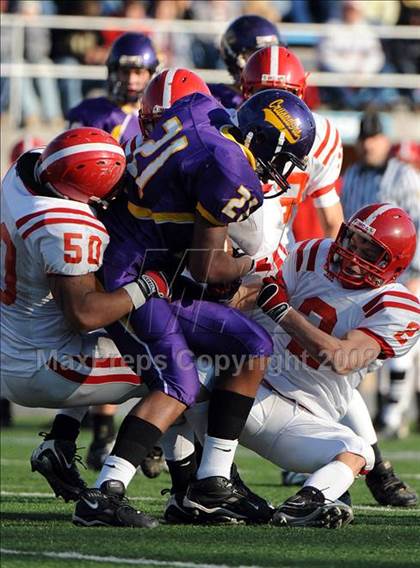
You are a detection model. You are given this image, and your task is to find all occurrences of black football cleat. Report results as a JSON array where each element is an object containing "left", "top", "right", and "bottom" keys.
[
  {"left": 183, "top": 476, "right": 273, "bottom": 524},
  {"left": 140, "top": 446, "right": 167, "bottom": 479},
  {"left": 30, "top": 437, "right": 87, "bottom": 502},
  {"left": 73, "top": 480, "right": 159, "bottom": 528},
  {"left": 163, "top": 490, "right": 197, "bottom": 524},
  {"left": 366, "top": 461, "right": 418, "bottom": 507},
  {"left": 272, "top": 487, "right": 354, "bottom": 529},
  {"left": 86, "top": 438, "right": 115, "bottom": 471},
  {"left": 231, "top": 463, "right": 274, "bottom": 519}
]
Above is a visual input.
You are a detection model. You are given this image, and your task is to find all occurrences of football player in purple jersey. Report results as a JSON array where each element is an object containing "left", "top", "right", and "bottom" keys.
[
  {"left": 67, "top": 32, "right": 159, "bottom": 144},
  {"left": 209, "top": 15, "right": 283, "bottom": 110}
]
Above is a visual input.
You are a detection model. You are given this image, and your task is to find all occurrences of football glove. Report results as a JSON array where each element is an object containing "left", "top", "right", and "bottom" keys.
[
  {"left": 124, "top": 270, "right": 171, "bottom": 309},
  {"left": 256, "top": 274, "right": 291, "bottom": 323}
]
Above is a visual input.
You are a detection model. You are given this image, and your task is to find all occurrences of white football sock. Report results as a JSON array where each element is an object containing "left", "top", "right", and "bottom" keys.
[
  {"left": 196, "top": 435, "right": 238, "bottom": 480},
  {"left": 303, "top": 460, "right": 354, "bottom": 502},
  {"left": 95, "top": 455, "right": 137, "bottom": 489}
]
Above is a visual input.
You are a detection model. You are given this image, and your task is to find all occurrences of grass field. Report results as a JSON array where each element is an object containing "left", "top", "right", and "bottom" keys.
[{"left": 1, "top": 418, "right": 420, "bottom": 568}]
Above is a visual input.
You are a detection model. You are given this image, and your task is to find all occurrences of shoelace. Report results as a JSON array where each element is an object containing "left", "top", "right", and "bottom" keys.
[
  {"left": 378, "top": 471, "right": 407, "bottom": 491},
  {"left": 38, "top": 431, "right": 87, "bottom": 471},
  {"left": 73, "top": 451, "right": 87, "bottom": 471}
]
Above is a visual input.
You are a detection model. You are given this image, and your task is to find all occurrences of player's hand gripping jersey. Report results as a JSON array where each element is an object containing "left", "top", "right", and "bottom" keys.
[
  {"left": 250, "top": 239, "right": 420, "bottom": 422},
  {"left": 1, "top": 151, "right": 109, "bottom": 378},
  {"left": 68, "top": 97, "right": 140, "bottom": 144},
  {"left": 110, "top": 92, "right": 264, "bottom": 272}
]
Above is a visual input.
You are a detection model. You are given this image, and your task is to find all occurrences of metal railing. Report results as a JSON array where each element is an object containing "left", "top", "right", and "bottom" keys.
[{"left": 2, "top": 14, "right": 420, "bottom": 127}]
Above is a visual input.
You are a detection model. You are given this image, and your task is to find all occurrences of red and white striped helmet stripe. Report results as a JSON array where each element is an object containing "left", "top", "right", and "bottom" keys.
[
  {"left": 162, "top": 68, "right": 180, "bottom": 109},
  {"left": 363, "top": 203, "right": 396, "bottom": 226},
  {"left": 38, "top": 143, "right": 125, "bottom": 174},
  {"left": 269, "top": 45, "right": 279, "bottom": 77}
]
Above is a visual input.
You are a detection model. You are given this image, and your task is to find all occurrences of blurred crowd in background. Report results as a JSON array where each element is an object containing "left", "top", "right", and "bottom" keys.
[{"left": 1, "top": 0, "right": 419, "bottom": 127}]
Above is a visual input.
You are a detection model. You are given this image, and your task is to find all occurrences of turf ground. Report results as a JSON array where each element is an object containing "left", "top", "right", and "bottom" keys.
[{"left": 1, "top": 418, "right": 420, "bottom": 568}]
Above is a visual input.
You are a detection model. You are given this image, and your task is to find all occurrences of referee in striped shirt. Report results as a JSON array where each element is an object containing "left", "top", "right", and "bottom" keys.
[{"left": 341, "top": 110, "right": 420, "bottom": 438}]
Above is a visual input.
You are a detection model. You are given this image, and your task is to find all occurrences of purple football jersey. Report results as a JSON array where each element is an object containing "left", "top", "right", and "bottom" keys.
[
  {"left": 208, "top": 83, "right": 244, "bottom": 110},
  {"left": 121, "top": 92, "right": 263, "bottom": 259},
  {"left": 67, "top": 96, "right": 140, "bottom": 144},
  {"left": 98, "top": 93, "right": 272, "bottom": 405}
]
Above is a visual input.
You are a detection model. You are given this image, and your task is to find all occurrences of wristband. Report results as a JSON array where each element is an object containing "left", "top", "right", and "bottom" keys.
[{"left": 122, "top": 282, "right": 146, "bottom": 310}]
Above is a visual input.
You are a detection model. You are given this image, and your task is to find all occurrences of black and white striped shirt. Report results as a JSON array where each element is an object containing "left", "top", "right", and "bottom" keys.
[{"left": 341, "top": 157, "right": 420, "bottom": 275}]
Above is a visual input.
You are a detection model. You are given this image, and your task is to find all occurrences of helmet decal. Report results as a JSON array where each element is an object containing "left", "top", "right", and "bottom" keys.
[{"left": 263, "top": 98, "right": 302, "bottom": 144}]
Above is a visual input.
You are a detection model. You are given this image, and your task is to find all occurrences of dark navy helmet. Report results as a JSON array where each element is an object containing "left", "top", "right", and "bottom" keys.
[
  {"left": 107, "top": 32, "right": 159, "bottom": 103},
  {"left": 221, "top": 15, "right": 283, "bottom": 83},
  {"left": 237, "top": 89, "right": 316, "bottom": 196}
]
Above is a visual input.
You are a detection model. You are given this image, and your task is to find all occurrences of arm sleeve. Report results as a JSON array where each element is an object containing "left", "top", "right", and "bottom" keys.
[
  {"left": 196, "top": 155, "right": 263, "bottom": 226},
  {"left": 34, "top": 223, "right": 109, "bottom": 276},
  {"left": 306, "top": 123, "right": 343, "bottom": 209}
]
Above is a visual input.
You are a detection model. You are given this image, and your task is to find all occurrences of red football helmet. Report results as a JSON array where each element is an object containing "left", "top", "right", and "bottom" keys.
[
  {"left": 139, "top": 67, "right": 211, "bottom": 137},
  {"left": 36, "top": 127, "right": 126, "bottom": 206},
  {"left": 241, "top": 46, "right": 307, "bottom": 100},
  {"left": 326, "top": 203, "right": 417, "bottom": 289},
  {"left": 10, "top": 136, "right": 45, "bottom": 164}
]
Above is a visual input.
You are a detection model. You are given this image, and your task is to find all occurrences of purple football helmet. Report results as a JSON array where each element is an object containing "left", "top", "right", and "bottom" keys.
[
  {"left": 107, "top": 32, "right": 159, "bottom": 104},
  {"left": 237, "top": 89, "right": 316, "bottom": 196},
  {"left": 221, "top": 15, "right": 283, "bottom": 83}
]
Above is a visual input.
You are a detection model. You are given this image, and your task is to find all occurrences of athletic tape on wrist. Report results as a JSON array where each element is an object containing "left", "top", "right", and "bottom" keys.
[{"left": 122, "top": 282, "right": 146, "bottom": 310}]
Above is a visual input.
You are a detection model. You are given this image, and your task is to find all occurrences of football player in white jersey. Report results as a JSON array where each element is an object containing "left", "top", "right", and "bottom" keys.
[
  {"left": 239, "top": 45, "right": 344, "bottom": 248},
  {"left": 0, "top": 127, "right": 171, "bottom": 527},
  {"left": 164, "top": 203, "right": 420, "bottom": 527},
  {"left": 237, "top": 45, "right": 418, "bottom": 506}
]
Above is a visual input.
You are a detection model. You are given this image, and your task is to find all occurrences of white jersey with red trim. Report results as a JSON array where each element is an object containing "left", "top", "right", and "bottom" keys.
[
  {"left": 1, "top": 156, "right": 110, "bottom": 379},
  {"left": 249, "top": 238, "right": 420, "bottom": 422},
  {"left": 264, "top": 112, "right": 342, "bottom": 245}
]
